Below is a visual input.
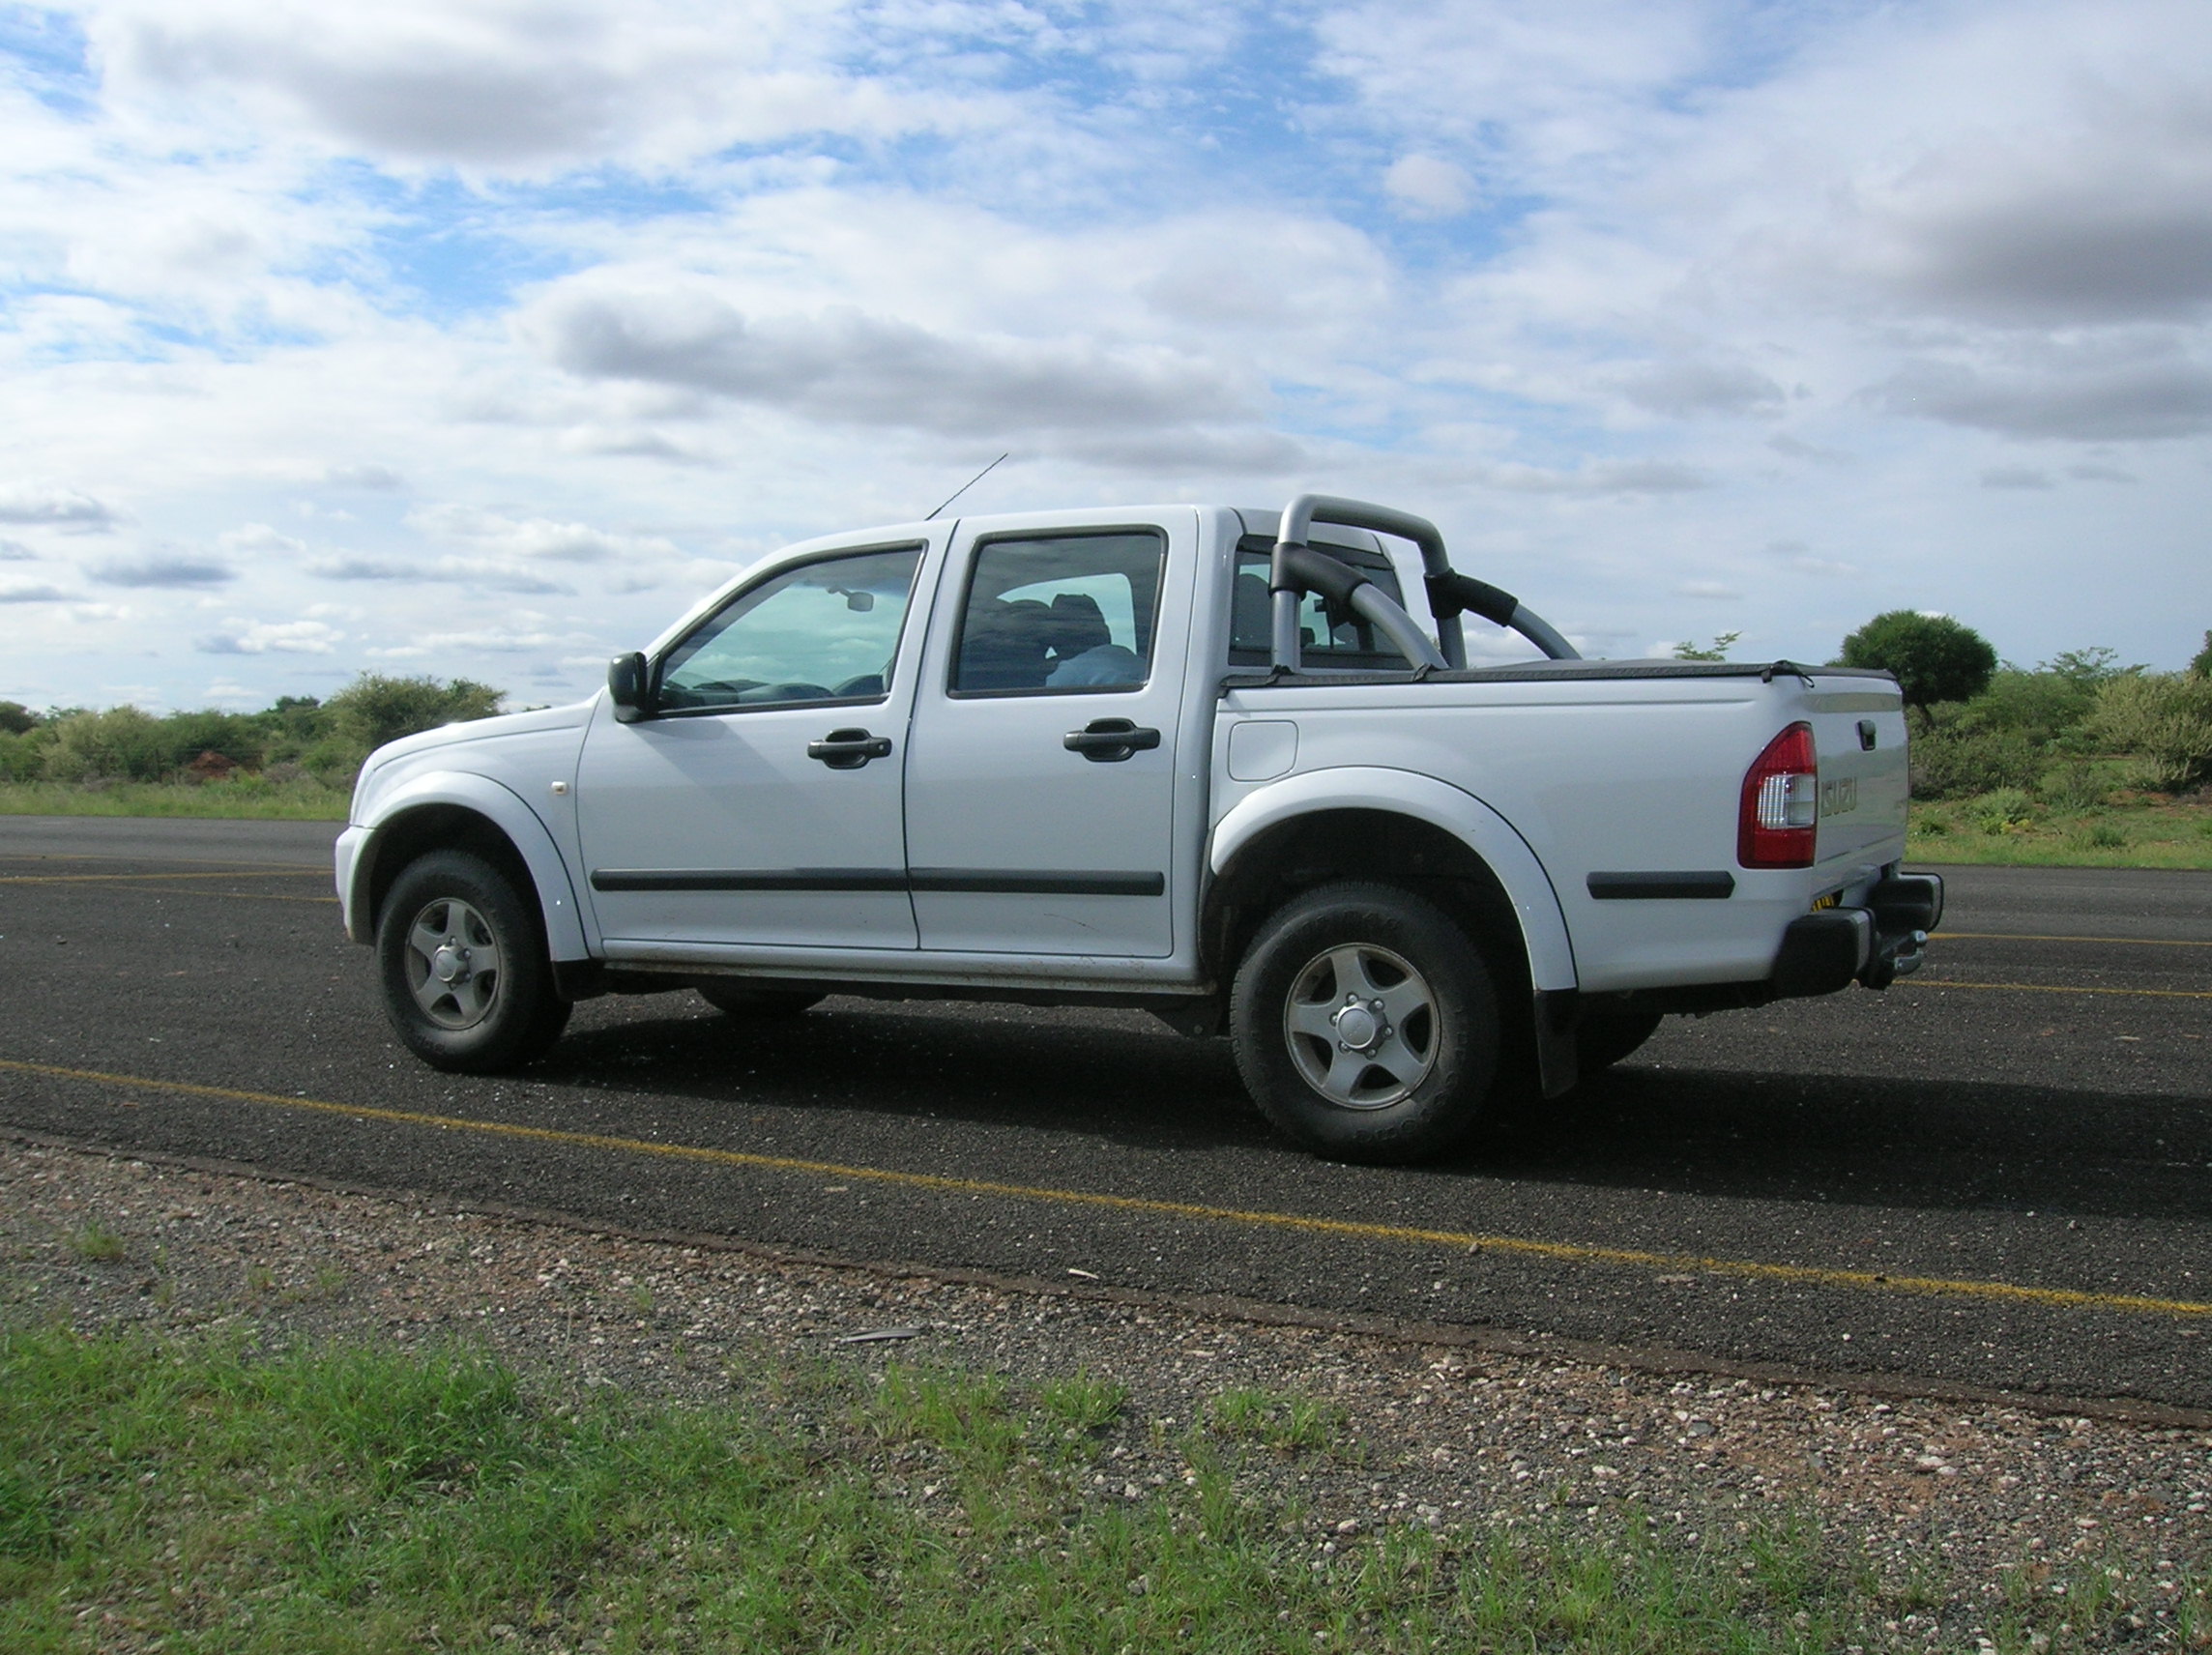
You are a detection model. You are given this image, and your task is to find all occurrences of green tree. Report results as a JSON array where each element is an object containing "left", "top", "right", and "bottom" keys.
[
  {"left": 1836, "top": 611, "right": 1996, "bottom": 726},
  {"left": 2190, "top": 630, "right": 2212, "bottom": 679},
  {"left": 323, "top": 675, "right": 505, "bottom": 756},
  {"left": 0, "top": 701, "right": 39, "bottom": 736},
  {"left": 1672, "top": 631, "right": 1741, "bottom": 663}
]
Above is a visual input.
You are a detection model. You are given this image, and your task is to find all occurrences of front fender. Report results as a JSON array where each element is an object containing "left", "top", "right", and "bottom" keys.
[
  {"left": 343, "top": 771, "right": 590, "bottom": 963},
  {"left": 1209, "top": 766, "right": 1577, "bottom": 992}
]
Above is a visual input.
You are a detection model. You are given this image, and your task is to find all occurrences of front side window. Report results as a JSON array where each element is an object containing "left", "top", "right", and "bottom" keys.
[
  {"left": 657, "top": 545, "right": 922, "bottom": 711},
  {"left": 1227, "top": 538, "right": 1411, "bottom": 670},
  {"left": 950, "top": 531, "right": 1165, "bottom": 694}
]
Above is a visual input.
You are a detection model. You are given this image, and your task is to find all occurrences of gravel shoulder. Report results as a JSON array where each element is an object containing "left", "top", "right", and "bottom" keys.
[{"left": 6, "top": 1134, "right": 2209, "bottom": 1646}]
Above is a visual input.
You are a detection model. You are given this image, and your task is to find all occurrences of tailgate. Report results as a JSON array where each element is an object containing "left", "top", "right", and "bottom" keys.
[{"left": 1801, "top": 675, "right": 1909, "bottom": 874}]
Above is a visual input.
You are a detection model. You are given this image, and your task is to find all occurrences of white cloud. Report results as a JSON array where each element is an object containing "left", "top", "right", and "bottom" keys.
[
  {"left": 1383, "top": 155, "right": 1472, "bottom": 218},
  {"left": 1617, "top": 360, "right": 1786, "bottom": 419},
  {"left": 0, "top": 581, "right": 76, "bottom": 603},
  {"left": 195, "top": 619, "right": 343, "bottom": 653},
  {"left": 323, "top": 463, "right": 404, "bottom": 490},
  {"left": 0, "top": 486, "right": 122, "bottom": 529},
  {"left": 409, "top": 504, "right": 680, "bottom": 566},
  {"left": 0, "top": 539, "right": 36, "bottom": 561},
  {"left": 536, "top": 285, "right": 1256, "bottom": 444},
  {"left": 1485, "top": 458, "right": 1712, "bottom": 494},
  {"left": 1980, "top": 466, "right": 2053, "bottom": 490},
  {"left": 218, "top": 523, "right": 307, "bottom": 554},
  {"left": 89, "top": 0, "right": 964, "bottom": 174},
  {"left": 92, "top": 553, "right": 235, "bottom": 588},
  {"left": 1873, "top": 352, "right": 2212, "bottom": 441}
]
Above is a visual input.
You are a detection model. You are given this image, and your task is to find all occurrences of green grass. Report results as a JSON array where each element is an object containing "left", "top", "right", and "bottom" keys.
[
  {"left": 1206, "top": 1384, "right": 1351, "bottom": 1457},
  {"left": 2, "top": 1323, "right": 2195, "bottom": 1653},
  {"left": 1908, "top": 791, "right": 2212, "bottom": 869},
  {"left": 0, "top": 778, "right": 349, "bottom": 820},
  {"left": 60, "top": 1223, "right": 126, "bottom": 1264}
]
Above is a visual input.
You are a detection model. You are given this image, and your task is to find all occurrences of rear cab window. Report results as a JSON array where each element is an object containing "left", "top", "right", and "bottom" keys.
[{"left": 1226, "top": 535, "right": 1412, "bottom": 671}]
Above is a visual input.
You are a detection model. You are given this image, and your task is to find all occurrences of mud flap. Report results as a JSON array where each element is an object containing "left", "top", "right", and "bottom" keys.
[{"left": 1533, "top": 988, "right": 1581, "bottom": 1098}]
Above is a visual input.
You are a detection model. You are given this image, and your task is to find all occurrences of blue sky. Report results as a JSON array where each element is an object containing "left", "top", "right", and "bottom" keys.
[{"left": 2, "top": 0, "right": 2208, "bottom": 711}]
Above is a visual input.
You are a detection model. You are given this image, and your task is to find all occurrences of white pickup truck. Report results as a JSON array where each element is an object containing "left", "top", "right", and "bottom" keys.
[{"left": 335, "top": 493, "right": 1940, "bottom": 1162}]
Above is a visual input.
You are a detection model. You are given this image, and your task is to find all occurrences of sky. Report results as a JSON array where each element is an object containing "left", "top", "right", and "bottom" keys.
[{"left": 1, "top": 0, "right": 2207, "bottom": 712}]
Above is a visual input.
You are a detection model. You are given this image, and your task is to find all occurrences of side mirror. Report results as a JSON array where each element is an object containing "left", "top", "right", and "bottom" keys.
[{"left": 607, "top": 652, "right": 654, "bottom": 723}]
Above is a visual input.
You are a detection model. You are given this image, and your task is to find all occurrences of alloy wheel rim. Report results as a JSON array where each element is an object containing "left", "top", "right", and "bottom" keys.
[
  {"left": 1282, "top": 941, "right": 1439, "bottom": 1108},
  {"left": 403, "top": 896, "right": 504, "bottom": 1031}
]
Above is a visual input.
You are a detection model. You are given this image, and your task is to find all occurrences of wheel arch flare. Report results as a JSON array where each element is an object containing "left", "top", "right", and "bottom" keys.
[{"left": 341, "top": 772, "right": 589, "bottom": 963}]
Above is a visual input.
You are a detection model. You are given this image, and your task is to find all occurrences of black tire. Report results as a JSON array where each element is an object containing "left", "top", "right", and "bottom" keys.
[
  {"left": 695, "top": 982, "right": 827, "bottom": 1018},
  {"left": 1575, "top": 1008, "right": 1664, "bottom": 1076},
  {"left": 376, "top": 850, "right": 570, "bottom": 1072},
  {"left": 1229, "top": 882, "right": 1500, "bottom": 1164}
]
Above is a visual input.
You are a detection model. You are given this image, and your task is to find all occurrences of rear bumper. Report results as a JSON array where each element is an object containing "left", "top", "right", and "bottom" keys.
[{"left": 1771, "top": 873, "right": 1943, "bottom": 998}]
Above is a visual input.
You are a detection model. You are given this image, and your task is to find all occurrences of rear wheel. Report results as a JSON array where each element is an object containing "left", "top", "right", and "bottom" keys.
[
  {"left": 1230, "top": 882, "right": 1499, "bottom": 1164},
  {"left": 376, "top": 850, "right": 570, "bottom": 1072},
  {"left": 695, "top": 982, "right": 827, "bottom": 1018}
]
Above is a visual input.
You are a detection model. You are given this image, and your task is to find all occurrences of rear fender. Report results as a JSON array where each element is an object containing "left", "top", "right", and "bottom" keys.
[
  {"left": 1209, "top": 767, "right": 1577, "bottom": 993},
  {"left": 347, "top": 772, "right": 590, "bottom": 962}
]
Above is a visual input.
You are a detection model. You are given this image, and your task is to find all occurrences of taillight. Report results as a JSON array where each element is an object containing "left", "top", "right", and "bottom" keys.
[{"left": 1738, "top": 721, "right": 1818, "bottom": 868}]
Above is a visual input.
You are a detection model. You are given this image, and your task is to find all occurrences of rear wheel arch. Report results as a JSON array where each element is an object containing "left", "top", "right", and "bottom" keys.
[{"left": 1203, "top": 807, "right": 1537, "bottom": 1003}]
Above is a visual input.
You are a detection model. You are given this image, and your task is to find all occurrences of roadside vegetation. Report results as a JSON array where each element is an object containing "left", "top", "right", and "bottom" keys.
[
  {"left": 0, "top": 676, "right": 501, "bottom": 822},
  {"left": 1, "top": 1322, "right": 2195, "bottom": 1653},
  {"left": 1719, "top": 621, "right": 2212, "bottom": 870},
  {"left": 8, "top": 624, "right": 2211, "bottom": 865}
]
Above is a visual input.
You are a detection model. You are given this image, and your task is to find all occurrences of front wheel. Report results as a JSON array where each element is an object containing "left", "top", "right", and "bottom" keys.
[
  {"left": 376, "top": 850, "right": 570, "bottom": 1072},
  {"left": 1229, "top": 882, "right": 1500, "bottom": 1164}
]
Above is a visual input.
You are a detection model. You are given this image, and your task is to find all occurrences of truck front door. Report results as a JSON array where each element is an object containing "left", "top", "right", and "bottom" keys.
[
  {"left": 902, "top": 514, "right": 1193, "bottom": 958},
  {"left": 575, "top": 540, "right": 930, "bottom": 950}
]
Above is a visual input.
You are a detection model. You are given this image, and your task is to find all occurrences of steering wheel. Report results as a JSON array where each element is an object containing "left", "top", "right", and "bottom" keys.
[{"left": 739, "top": 682, "right": 834, "bottom": 704}]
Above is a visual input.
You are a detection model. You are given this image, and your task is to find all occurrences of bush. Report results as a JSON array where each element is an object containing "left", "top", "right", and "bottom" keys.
[
  {"left": 1952, "top": 669, "right": 2097, "bottom": 746},
  {"left": 2086, "top": 673, "right": 2212, "bottom": 791},
  {"left": 2038, "top": 761, "right": 2111, "bottom": 815},
  {"left": 324, "top": 675, "right": 504, "bottom": 756},
  {"left": 1971, "top": 789, "right": 2038, "bottom": 833},
  {"left": 39, "top": 708, "right": 182, "bottom": 783},
  {"left": 1908, "top": 724, "right": 2044, "bottom": 799}
]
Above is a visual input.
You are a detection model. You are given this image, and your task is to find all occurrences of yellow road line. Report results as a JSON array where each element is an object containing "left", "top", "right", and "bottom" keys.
[
  {"left": 3, "top": 1057, "right": 2206, "bottom": 1321},
  {"left": 0, "top": 869, "right": 327, "bottom": 885},
  {"left": 1912, "top": 978, "right": 2212, "bottom": 1002},
  {"left": 1942, "top": 932, "right": 2212, "bottom": 949}
]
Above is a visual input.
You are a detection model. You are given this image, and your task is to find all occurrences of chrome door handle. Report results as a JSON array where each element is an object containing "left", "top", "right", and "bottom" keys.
[
  {"left": 807, "top": 728, "right": 893, "bottom": 769},
  {"left": 1062, "top": 718, "right": 1161, "bottom": 763}
]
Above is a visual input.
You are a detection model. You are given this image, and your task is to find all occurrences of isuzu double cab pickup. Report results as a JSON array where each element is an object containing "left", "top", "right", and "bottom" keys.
[{"left": 335, "top": 493, "right": 1941, "bottom": 1162}]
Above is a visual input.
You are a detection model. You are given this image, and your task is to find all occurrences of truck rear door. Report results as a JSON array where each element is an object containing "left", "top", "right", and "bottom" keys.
[{"left": 901, "top": 510, "right": 1197, "bottom": 958}]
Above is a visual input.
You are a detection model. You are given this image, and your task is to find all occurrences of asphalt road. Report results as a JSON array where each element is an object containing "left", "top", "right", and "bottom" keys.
[{"left": 3, "top": 816, "right": 2207, "bottom": 1409}]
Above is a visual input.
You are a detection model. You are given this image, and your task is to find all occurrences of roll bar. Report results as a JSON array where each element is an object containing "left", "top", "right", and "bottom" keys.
[{"left": 1268, "top": 492, "right": 1579, "bottom": 673}]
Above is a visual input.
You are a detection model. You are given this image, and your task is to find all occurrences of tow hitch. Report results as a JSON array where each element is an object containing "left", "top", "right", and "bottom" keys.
[{"left": 1770, "top": 872, "right": 1944, "bottom": 998}]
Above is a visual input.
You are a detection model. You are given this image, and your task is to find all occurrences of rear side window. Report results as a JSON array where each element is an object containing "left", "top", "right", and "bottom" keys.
[
  {"left": 1227, "top": 538, "right": 1411, "bottom": 670},
  {"left": 950, "top": 531, "right": 1166, "bottom": 695},
  {"left": 657, "top": 545, "right": 923, "bottom": 711}
]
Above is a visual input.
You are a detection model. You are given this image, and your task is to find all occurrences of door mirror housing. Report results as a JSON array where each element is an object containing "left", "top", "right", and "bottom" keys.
[{"left": 607, "top": 652, "right": 655, "bottom": 722}]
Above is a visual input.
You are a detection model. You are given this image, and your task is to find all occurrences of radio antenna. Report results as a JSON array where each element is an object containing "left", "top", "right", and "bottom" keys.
[{"left": 924, "top": 452, "right": 1008, "bottom": 520}]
